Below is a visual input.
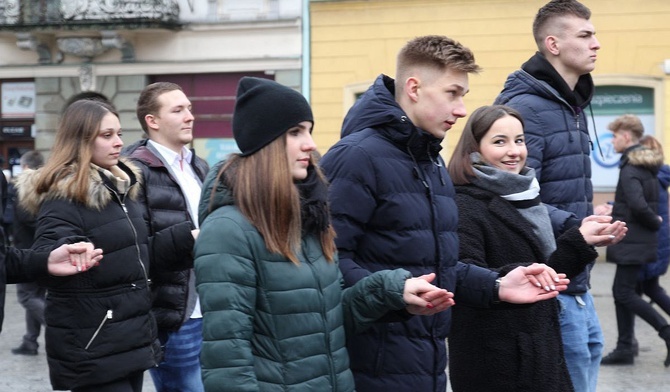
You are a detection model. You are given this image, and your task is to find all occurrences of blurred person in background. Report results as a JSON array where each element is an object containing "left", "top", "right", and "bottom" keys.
[
  {"left": 10, "top": 150, "right": 45, "bottom": 356},
  {"left": 602, "top": 115, "right": 669, "bottom": 367}
]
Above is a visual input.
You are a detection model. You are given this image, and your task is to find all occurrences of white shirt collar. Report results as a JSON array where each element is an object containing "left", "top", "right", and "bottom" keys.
[{"left": 148, "top": 140, "right": 192, "bottom": 168}]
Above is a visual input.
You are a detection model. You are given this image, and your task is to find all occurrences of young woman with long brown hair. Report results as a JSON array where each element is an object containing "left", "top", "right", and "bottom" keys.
[
  {"left": 18, "top": 99, "right": 194, "bottom": 391},
  {"left": 194, "top": 77, "right": 453, "bottom": 392}
]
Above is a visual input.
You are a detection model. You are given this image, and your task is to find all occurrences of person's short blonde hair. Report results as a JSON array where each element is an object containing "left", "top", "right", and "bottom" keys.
[{"left": 608, "top": 114, "right": 644, "bottom": 140}]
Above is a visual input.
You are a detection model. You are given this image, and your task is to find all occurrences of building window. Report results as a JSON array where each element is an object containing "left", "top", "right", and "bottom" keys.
[
  {"left": 343, "top": 80, "right": 373, "bottom": 115},
  {"left": 591, "top": 77, "right": 662, "bottom": 192}
]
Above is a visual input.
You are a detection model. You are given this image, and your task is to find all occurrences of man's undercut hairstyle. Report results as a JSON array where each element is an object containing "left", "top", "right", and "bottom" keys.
[
  {"left": 533, "top": 0, "right": 591, "bottom": 50},
  {"left": 136, "top": 82, "right": 183, "bottom": 133},
  {"left": 396, "top": 35, "right": 481, "bottom": 94}
]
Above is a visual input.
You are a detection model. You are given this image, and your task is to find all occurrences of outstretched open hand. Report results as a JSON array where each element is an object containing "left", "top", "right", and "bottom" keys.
[{"left": 580, "top": 215, "right": 627, "bottom": 246}]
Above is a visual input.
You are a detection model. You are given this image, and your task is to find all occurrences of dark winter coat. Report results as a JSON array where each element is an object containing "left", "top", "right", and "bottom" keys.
[
  {"left": 319, "top": 74, "right": 499, "bottom": 392},
  {"left": 11, "top": 173, "right": 37, "bottom": 250},
  {"left": 495, "top": 52, "right": 595, "bottom": 294},
  {"left": 607, "top": 145, "right": 663, "bottom": 266},
  {"left": 17, "top": 160, "right": 194, "bottom": 390},
  {"left": 194, "top": 160, "right": 412, "bottom": 392},
  {"left": 449, "top": 184, "right": 598, "bottom": 392},
  {"left": 128, "top": 139, "right": 208, "bottom": 331},
  {"left": 0, "top": 246, "right": 50, "bottom": 334},
  {"left": 641, "top": 165, "right": 670, "bottom": 280}
]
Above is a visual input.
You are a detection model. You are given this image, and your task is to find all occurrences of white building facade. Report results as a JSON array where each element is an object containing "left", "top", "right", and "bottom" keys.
[{"left": 0, "top": 0, "right": 306, "bottom": 171}]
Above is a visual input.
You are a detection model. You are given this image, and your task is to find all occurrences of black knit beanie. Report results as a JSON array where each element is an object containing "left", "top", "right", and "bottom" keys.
[{"left": 233, "top": 77, "right": 314, "bottom": 157}]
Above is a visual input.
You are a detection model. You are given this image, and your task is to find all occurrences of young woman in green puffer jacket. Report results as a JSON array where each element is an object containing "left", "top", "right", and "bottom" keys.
[{"left": 194, "top": 77, "right": 454, "bottom": 392}]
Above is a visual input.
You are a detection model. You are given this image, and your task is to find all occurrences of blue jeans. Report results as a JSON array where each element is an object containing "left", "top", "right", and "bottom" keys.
[
  {"left": 150, "top": 318, "right": 204, "bottom": 392},
  {"left": 557, "top": 292, "right": 603, "bottom": 392}
]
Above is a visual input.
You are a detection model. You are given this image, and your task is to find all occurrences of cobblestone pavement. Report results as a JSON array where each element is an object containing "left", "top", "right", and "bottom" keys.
[{"left": 1, "top": 261, "right": 668, "bottom": 391}]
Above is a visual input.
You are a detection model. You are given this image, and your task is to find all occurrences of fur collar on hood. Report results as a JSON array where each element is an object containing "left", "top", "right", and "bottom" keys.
[
  {"left": 622, "top": 145, "right": 664, "bottom": 171},
  {"left": 16, "top": 158, "right": 142, "bottom": 216}
]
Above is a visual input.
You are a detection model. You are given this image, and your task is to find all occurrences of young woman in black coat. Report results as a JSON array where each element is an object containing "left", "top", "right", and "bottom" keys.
[
  {"left": 17, "top": 100, "right": 194, "bottom": 392},
  {"left": 445, "top": 105, "right": 627, "bottom": 392}
]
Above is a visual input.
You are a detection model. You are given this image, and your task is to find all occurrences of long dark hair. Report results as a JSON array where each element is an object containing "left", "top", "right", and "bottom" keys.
[{"left": 214, "top": 136, "right": 336, "bottom": 264}]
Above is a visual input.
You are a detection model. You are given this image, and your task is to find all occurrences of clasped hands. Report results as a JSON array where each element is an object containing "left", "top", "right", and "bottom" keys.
[
  {"left": 47, "top": 242, "right": 104, "bottom": 276},
  {"left": 403, "top": 273, "right": 454, "bottom": 315},
  {"left": 407, "top": 262, "right": 578, "bottom": 313}
]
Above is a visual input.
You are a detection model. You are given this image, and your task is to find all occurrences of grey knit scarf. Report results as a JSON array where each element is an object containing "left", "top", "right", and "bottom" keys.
[{"left": 469, "top": 153, "right": 557, "bottom": 259}]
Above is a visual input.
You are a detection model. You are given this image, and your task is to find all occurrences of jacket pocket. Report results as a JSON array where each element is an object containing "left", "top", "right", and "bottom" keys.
[{"left": 85, "top": 309, "right": 113, "bottom": 350}]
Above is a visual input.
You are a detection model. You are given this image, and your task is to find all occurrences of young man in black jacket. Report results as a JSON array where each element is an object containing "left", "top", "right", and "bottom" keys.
[{"left": 129, "top": 82, "right": 208, "bottom": 392}]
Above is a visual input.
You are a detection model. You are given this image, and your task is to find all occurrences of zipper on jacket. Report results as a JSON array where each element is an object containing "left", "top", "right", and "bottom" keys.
[
  {"left": 427, "top": 147, "right": 446, "bottom": 186},
  {"left": 304, "top": 245, "right": 338, "bottom": 392},
  {"left": 109, "top": 188, "right": 151, "bottom": 286},
  {"left": 85, "top": 309, "right": 113, "bottom": 350},
  {"left": 121, "top": 200, "right": 148, "bottom": 280},
  {"left": 118, "top": 198, "right": 159, "bottom": 364},
  {"left": 106, "top": 183, "right": 159, "bottom": 365}
]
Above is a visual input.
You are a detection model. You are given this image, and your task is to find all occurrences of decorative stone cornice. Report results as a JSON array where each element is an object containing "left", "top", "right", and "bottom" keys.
[
  {"left": 0, "top": 0, "right": 19, "bottom": 25},
  {"left": 56, "top": 36, "right": 108, "bottom": 62},
  {"left": 15, "top": 32, "right": 51, "bottom": 64},
  {"left": 100, "top": 30, "right": 135, "bottom": 62}
]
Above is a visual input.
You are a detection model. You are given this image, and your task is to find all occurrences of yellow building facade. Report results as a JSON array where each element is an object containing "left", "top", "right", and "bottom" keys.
[{"left": 309, "top": 0, "right": 670, "bottom": 182}]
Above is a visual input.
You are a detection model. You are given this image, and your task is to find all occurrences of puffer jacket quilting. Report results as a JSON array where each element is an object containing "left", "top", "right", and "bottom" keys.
[
  {"left": 194, "top": 161, "right": 411, "bottom": 392},
  {"left": 17, "top": 159, "right": 193, "bottom": 390},
  {"left": 320, "top": 74, "right": 498, "bottom": 392},
  {"left": 128, "top": 139, "right": 209, "bottom": 331}
]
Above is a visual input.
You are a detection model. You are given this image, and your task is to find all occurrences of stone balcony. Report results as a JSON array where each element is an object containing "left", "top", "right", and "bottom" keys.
[
  {"left": 0, "top": 0, "right": 181, "bottom": 31},
  {"left": 0, "top": 0, "right": 183, "bottom": 64}
]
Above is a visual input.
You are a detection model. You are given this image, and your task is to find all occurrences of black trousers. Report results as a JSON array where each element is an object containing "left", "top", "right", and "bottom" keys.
[
  {"left": 638, "top": 276, "right": 670, "bottom": 316},
  {"left": 71, "top": 371, "right": 144, "bottom": 392},
  {"left": 612, "top": 264, "right": 669, "bottom": 349}
]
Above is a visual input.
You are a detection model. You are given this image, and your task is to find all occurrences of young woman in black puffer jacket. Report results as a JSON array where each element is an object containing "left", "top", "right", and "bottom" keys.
[{"left": 17, "top": 100, "right": 194, "bottom": 391}]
